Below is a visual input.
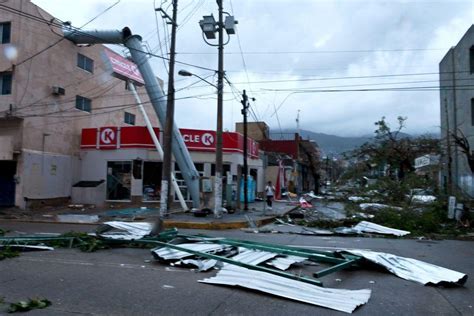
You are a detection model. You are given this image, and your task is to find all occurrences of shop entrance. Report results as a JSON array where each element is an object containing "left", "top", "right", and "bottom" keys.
[
  {"left": 0, "top": 161, "right": 16, "bottom": 207},
  {"left": 106, "top": 161, "right": 132, "bottom": 201},
  {"left": 142, "top": 161, "right": 162, "bottom": 201}
]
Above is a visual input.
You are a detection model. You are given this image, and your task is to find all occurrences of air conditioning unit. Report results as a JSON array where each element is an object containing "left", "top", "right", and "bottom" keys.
[{"left": 52, "top": 86, "right": 65, "bottom": 96}]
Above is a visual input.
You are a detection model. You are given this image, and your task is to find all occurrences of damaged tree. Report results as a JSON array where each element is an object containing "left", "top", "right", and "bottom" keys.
[
  {"left": 353, "top": 116, "right": 440, "bottom": 180},
  {"left": 451, "top": 130, "right": 474, "bottom": 173}
]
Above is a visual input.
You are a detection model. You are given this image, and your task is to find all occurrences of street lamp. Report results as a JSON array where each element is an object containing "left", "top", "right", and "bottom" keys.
[
  {"left": 198, "top": 0, "right": 237, "bottom": 218},
  {"left": 178, "top": 70, "right": 217, "bottom": 88}
]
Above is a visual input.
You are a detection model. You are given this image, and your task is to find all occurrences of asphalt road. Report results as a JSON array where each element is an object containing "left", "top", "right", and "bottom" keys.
[{"left": 0, "top": 221, "right": 473, "bottom": 315}]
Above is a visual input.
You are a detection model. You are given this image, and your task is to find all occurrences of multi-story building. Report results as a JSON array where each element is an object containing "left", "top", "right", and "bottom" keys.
[
  {"left": 0, "top": 0, "right": 263, "bottom": 209},
  {"left": 439, "top": 25, "right": 474, "bottom": 197}
]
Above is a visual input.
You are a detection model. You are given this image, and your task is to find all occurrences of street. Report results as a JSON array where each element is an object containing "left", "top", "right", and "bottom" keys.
[{"left": 1, "top": 221, "right": 473, "bottom": 315}]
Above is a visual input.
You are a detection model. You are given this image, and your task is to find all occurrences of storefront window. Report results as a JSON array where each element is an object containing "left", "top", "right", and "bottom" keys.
[{"left": 106, "top": 161, "right": 132, "bottom": 200}]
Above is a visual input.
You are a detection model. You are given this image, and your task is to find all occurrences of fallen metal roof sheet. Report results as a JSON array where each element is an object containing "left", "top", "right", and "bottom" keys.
[
  {"left": 176, "top": 259, "right": 219, "bottom": 271},
  {"left": 230, "top": 249, "right": 278, "bottom": 265},
  {"left": 352, "top": 221, "right": 410, "bottom": 236},
  {"left": 151, "top": 243, "right": 230, "bottom": 261},
  {"left": 199, "top": 265, "right": 371, "bottom": 314},
  {"left": 96, "top": 221, "right": 153, "bottom": 240},
  {"left": 343, "top": 249, "right": 468, "bottom": 286},
  {"left": 266, "top": 255, "right": 307, "bottom": 270},
  {"left": 0, "top": 245, "right": 54, "bottom": 251}
]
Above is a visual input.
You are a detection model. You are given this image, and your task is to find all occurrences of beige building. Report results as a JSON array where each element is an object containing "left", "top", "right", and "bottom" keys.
[
  {"left": 0, "top": 0, "right": 159, "bottom": 208},
  {"left": 0, "top": 0, "right": 264, "bottom": 209}
]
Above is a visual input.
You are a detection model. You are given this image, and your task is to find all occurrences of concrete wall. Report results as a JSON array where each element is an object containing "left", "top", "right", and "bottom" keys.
[{"left": 439, "top": 25, "right": 474, "bottom": 197}]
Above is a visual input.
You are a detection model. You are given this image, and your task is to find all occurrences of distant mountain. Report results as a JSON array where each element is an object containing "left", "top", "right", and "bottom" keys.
[
  {"left": 270, "top": 129, "right": 371, "bottom": 156},
  {"left": 269, "top": 129, "right": 439, "bottom": 156}
]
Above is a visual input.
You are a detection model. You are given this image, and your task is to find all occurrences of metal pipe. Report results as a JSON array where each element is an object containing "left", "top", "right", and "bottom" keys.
[
  {"left": 124, "top": 35, "right": 200, "bottom": 208},
  {"left": 63, "top": 27, "right": 201, "bottom": 209},
  {"left": 128, "top": 81, "right": 188, "bottom": 211},
  {"left": 62, "top": 27, "right": 127, "bottom": 44}
]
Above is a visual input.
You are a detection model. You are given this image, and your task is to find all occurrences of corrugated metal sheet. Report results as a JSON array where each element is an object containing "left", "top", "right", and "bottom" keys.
[
  {"left": 199, "top": 265, "right": 371, "bottom": 314},
  {"left": 266, "top": 255, "right": 307, "bottom": 270},
  {"left": 343, "top": 249, "right": 468, "bottom": 286},
  {"left": 177, "top": 259, "right": 219, "bottom": 271},
  {"left": 353, "top": 221, "right": 410, "bottom": 236},
  {"left": 230, "top": 249, "right": 278, "bottom": 265},
  {"left": 151, "top": 243, "right": 230, "bottom": 261},
  {"left": 96, "top": 221, "right": 153, "bottom": 240}
]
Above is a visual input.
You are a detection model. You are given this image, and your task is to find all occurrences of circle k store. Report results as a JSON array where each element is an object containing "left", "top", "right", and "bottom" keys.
[{"left": 75, "top": 126, "right": 263, "bottom": 206}]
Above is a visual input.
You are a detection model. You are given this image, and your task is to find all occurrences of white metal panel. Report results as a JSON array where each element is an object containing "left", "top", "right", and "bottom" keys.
[
  {"left": 343, "top": 249, "right": 467, "bottom": 286},
  {"left": 199, "top": 265, "right": 371, "bottom": 314},
  {"left": 266, "top": 255, "right": 307, "bottom": 270}
]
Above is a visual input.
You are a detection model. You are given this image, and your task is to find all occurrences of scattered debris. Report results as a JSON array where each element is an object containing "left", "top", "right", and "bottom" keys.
[
  {"left": 152, "top": 243, "right": 231, "bottom": 261},
  {"left": 410, "top": 195, "right": 437, "bottom": 204},
  {"left": 359, "top": 203, "right": 402, "bottom": 211},
  {"left": 96, "top": 221, "right": 153, "bottom": 240},
  {"left": 7, "top": 298, "right": 51, "bottom": 313},
  {"left": 161, "top": 285, "right": 175, "bottom": 289},
  {"left": 352, "top": 221, "right": 410, "bottom": 237},
  {"left": 348, "top": 196, "right": 366, "bottom": 202},
  {"left": 56, "top": 214, "right": 99, "bottom": 223},
  {"left": 0, "top": 247, "right": 19, "bottom": 260},
  {"left": 199, "top": 265, "right": 371, "bottom": 314},
  {"left": 341, "top": 249, "right": 468, "bottom": 286},
  {"left": 0, "top": 245, "right": 54, "bottom": 251}
]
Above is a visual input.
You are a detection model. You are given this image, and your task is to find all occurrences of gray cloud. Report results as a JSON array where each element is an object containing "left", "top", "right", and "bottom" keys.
[{"left": 32, "top": 0, "right": 473, "bottom": 136}]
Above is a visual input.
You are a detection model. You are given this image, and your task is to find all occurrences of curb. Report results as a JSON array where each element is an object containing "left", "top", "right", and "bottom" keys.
[{"left": 0, "top": 206, "right": 299, "bottom": 230}]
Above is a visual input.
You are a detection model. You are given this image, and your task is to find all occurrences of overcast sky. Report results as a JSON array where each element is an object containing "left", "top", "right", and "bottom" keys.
[{"left": 32, "top": 0, "right": 474, "bottom": 137}]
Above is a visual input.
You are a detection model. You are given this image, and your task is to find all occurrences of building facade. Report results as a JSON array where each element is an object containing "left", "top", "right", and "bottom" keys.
[
  {"left": 439, "top": 24, "right": 474, "bottom": 197},
  {"left": 0, "top": 0, "right": 264, "bottom": 209}
]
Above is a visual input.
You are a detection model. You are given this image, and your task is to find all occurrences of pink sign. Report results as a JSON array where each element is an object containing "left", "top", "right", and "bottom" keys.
[{"left": 103, "top": 49, "right": 145, "bottom": 85}]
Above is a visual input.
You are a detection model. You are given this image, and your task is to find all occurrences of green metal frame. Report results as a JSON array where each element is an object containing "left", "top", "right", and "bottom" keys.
[{"left": 138, "top": 239, "right": 323, "bottom": 286}]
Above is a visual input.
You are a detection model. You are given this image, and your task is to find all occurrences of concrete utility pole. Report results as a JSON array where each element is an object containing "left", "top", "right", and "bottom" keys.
[
  {"left": 214, "top": 0, "right": 225, "bottom": 217},
  {"left": 199, "top": 0, "right": 237, "bottom": 217},
  {"left": 241, "top": 89, "right": 249, "bottom": 211},
  {"left": 160, "top": 0, "right": 178, "bottom": 216}
]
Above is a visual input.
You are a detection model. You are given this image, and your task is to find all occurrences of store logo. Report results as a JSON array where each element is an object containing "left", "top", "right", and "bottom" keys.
[
  {"left": 101, "top": 128, "right": 116, "bottom": 144},
  {"left": 202, "top": 133, "right": 214, "bottom": 146}
]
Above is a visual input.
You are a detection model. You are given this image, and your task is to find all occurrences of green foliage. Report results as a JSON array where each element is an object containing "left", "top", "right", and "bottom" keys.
[
  {"left": 0, "top": 247, "right": 20, "bottom": 260},
  {"left": 371, "top": 200, "right": 454, "bottom": 236},
  {"left": 8, "top": 298, "right": 51, "bottom": 313},
  {"left": 352, "top": 116, "right": 440, "bottom": 180},
  {"left": 0, "top": 228, "right": 6, "bottom": 236}
]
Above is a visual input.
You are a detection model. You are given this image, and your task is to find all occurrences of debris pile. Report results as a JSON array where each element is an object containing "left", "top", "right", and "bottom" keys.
[{"left": 0, "top": 223, "right": 468, "bottom": 314}]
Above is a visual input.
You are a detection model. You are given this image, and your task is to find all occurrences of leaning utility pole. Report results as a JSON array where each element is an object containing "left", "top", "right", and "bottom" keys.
[
  {"left": 160, "top": 0, "right": 178, "bottom": 216},
  {"left": 241, "top": 89, "right": 249, "bottom": 211},
  {"left": 215, "top": 0, "right": 224, "bottom": 217}
]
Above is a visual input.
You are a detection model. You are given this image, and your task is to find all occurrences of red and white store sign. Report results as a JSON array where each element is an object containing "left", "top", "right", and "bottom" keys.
[
  {"left": 81, "top": 127, "right": 259, "bottom": 158},
  {"left": 103, "top": 48, "right": 145, "bottom": 85}
]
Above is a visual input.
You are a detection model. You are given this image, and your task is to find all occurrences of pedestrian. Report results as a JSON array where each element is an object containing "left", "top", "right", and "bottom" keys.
[{"left": 265, "top": 181, "right": 275, "bottom": 209}]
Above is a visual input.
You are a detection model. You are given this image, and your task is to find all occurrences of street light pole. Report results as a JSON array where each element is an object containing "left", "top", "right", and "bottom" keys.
[
  {"left": 198, "top": 2, "right": 237, "bottom": 217},
  {"left": 160, "top": 0, "right": 178, "bottom": 217}
]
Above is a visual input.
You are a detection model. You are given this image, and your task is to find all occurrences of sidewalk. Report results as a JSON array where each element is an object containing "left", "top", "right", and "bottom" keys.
[{"left": 0, "top": 201, "right": 298, "bottom": 230}]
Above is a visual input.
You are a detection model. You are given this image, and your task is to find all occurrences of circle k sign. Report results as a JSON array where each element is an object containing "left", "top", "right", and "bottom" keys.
[
  {"left": 100, "top": 128, "right": 116, "bottom": 145},
  {"left": 201, "top": 133, "right": 214, "bottom": 146}
]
